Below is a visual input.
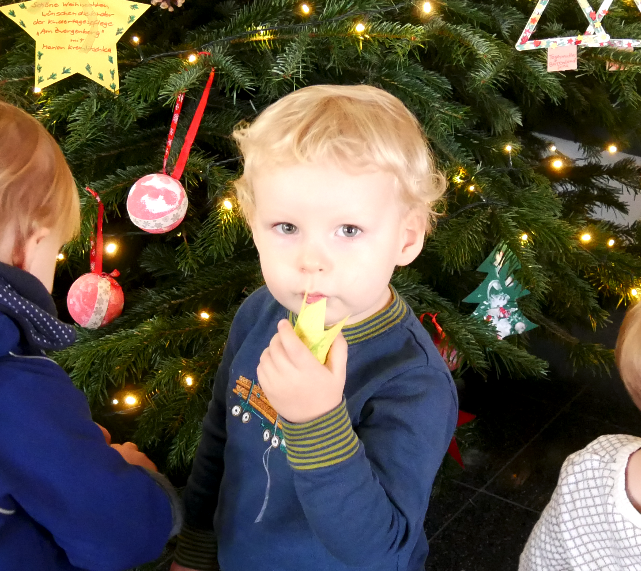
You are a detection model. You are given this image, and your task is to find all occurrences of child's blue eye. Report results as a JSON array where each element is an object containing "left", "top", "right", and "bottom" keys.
[
  {"left": 338, "top": 225, "right": 361, "bottom": 238},
  {"left": 276, "top": 223, "right": 297, "bottom": 235}
]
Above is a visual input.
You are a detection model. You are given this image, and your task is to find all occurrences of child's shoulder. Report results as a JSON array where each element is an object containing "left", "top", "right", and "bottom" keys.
[{"left": 563, "top": 434, "right": 641, "bottom": 475}]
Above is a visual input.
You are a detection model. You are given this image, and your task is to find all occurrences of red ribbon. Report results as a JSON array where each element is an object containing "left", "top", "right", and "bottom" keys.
[
  {"left": 164, "top": 68, "right": 216, "bottom": 181},
  {"left": 163, "top": 92, "right": 185, "bottom": 175},
  {"left": 85, "top": 187, "right": 104, "bottom": 275},
  {"left": 419, "top": 312, "right": 445, "bottom": 339},
  {"left": 85, "top": 187, "right": 120, "bottom": 279}
]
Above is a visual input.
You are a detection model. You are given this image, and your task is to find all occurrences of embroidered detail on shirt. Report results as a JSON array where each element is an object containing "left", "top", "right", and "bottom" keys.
[{"left": 231, "top": 376, "right": 286, "bottom": 453}]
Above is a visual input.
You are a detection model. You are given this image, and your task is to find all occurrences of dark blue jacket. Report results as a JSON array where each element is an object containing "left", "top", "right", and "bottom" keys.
[
  {"left": 174, "top": 285, "right": 458, "bottom": 571},
  {"left": 0, "top": 262, "right": 179, "bottom": 571}
]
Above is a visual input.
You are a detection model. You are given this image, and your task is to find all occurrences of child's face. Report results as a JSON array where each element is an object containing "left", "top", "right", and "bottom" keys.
[{"left": 249, "top": 160, "right": 425, "bottom": 326}]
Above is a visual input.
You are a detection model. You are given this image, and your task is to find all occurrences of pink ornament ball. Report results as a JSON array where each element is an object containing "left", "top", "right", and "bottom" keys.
[
  {"left": 67, "top": 273, "right": 124, "bottom": 329},
  {"left": 127, "top": 173, "right": 188, "bottom": 234}
]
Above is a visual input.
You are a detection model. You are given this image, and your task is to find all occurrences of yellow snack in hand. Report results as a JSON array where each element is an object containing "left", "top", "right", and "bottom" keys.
[{"left": 294, "top": 294, "right": 348, "bottom": 364}]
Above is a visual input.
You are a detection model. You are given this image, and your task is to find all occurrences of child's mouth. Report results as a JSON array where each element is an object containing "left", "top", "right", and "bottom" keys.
[{"left": 305, "top": 293, "right": 327, "bottom": 304}]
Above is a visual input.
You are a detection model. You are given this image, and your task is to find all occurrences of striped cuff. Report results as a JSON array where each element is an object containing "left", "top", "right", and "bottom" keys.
[
  {"left": 173, "top": 523, "right": 217, "bottom": 571},
  {"left": 281, "top": 399, "right": 359, "bottom": 471}
]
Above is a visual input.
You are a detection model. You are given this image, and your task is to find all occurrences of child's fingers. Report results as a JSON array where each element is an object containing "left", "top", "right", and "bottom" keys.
[
  {"left": 257, "top": 348, "right": 277, "bottom": 388},
  {"left": 277, "top": 319, "right": 313, "bottom": 366},
  {"left": 95, "top": 423, "right": 111, "bottom": 445}
]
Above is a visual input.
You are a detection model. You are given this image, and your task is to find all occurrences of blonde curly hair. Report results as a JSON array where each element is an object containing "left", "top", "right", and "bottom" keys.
[{"left": 232, "top": 84, "right": 446, "bottom": 234}]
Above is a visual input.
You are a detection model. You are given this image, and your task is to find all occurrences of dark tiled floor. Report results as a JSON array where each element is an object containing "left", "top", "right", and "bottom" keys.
[{"left": 424, "top": 310, "right": 641, "bottom": 570}]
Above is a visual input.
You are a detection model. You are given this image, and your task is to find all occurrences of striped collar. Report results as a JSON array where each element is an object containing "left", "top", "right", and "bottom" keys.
[{"left": 287, "top": 285, "right": 407, "bottom": 346}]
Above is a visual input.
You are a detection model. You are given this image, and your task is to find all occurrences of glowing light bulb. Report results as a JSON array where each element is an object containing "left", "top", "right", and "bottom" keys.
[
  {"left": 468, "top": 185, "right": 475, "bottom": 192},
  {"left": 422, "top": 2, "right": 432, "bottom": 13},
  {"left": 112, "top": 398, "right": 119, "bottom": 405},
  {"left": 301, "top": 3, "right": 310, "bottom": 14},
  {"left": 549, "top": 145, "right": 557, "bottom": 152},
  {"left": 505, "top": 144, "right": 512, "bottom": 152},
  {"left": 105, "top": 242, "right": 118, "bottom": 254},
  {"left": 124, "top": 395, "right": 137, "bottom": 406},
  {"left": 608, "top": 144, "right": 618, "bottom": 154},
  {"left": 521, "top": 233, "right": 529, "bottom": 242},
  {"left": 223, "top": 199, "right": 233, "bottom": 210},
  {"left": 200, "top": 311, "right": 210, "bottom": 320},
  {"left": 355, "top": 22, "right": 366, "bottom": 33},
  {"left": 57, "top": 253, "right": 65, "bottom": 261},
  {"left": 552, "top": 159, "right": 564, "bottom": 169},
  {"left": 608, "top": 238, "right": 615, "bottom": 247},
  {"left": 185, "top": 376, "right": 194, "bottom": 386},
  {"left": 131, "top": 35, "right": 140, "bottom": 45},
  {"left": 580, "top": 233, "right": 592, "bottom": 243},
  {"left": 188, "top": 54, "right": 197, "bottom": 63},
  {"left": 632, "top": 288, "right": 639, "bottom": 297},
  {"left": 33, "top": 86, "right": 42, "bottom": 94}
]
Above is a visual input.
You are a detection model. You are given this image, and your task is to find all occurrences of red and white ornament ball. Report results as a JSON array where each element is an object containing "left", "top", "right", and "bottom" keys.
[
  {"left": 127, "top": 173, "right": 188, "bottom": 234},
  {"left": 67, "top": 273, "right": 124, "bottom": 329}
]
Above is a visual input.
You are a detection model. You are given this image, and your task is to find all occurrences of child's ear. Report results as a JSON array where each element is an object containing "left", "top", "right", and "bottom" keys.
[
  {"left": 396, "top": 209, "right": 426, "bottom": 267},
  {"left": 15, "top": 226, "right": 51, "bottom": 270}
]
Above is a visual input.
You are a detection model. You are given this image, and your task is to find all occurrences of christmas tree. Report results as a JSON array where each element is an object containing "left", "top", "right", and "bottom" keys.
[{"left": 2, "top": 0, "right": 641, "bottom": 487}]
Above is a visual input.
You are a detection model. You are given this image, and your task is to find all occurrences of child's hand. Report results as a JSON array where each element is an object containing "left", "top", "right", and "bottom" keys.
[
  {"left": 169, "top": 563, "right": 199, "bottom": 571},
  {"left": 111, "top": 442, "right": 158, "bottom": 472},
  {"left": 257, "top": 319, "right": 348, "bottom": 423},
  {"left": 95, "top": 423, "right": 111, "bottom": 444}
]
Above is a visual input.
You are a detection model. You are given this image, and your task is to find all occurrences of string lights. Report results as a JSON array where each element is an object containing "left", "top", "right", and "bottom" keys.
[
  {"left": 105, "top": 242, "right": 118, "bottom": 255},
  {"left": 422, "top": 2, "right": 432, "bottom": 13},
  {"left": 549, "top": 145, "right": 557, "bottom": 152},
  {"left": 521, "top": 233, "right": 529, "bottom": 242},
  {"left": 580, "top": 233, "right": 592, "bottom": 243},
  {"left": 33, "top": 86, "right": 42, "bottom": 94},
  {"left": 124, "top": 395, "right": 137, "bottom": 406},
  {"left": 300, "top": 3, "right": 311, "bottom": 14},
  {"left": 355, "top": 22, "right": 366, "bottom": 33},
  {"left": 223, "top": 199, "right": 233, "bottom": 210},
  {"left": 632, "top": 288, "right": 638, "bottom": 297},
  {"left": 200, "top": 311, "right": 210, "bottom": 320},
  {"left": 468, "top": 185, "right": 475, "bottom": 192},
  {"left": 130, "top": 35, "right": 140, "bottom": 45},
  {"left": 551, "top": 159, "right": 564, "bottom": 170},
  {"left": 188, "top": 53, "right": 198, "bottom": 63},
  {"left": 57, "top": 253, "right": 65, "bottom": 261},
  {"left": 607, "top": 144, "right": 618, "bottom": 154},
  {"left": 608, "top": 238, "right": 615, "bottom": 247},
  {"left": 184, "top": 375, "right": 194, "bottom": 387}
]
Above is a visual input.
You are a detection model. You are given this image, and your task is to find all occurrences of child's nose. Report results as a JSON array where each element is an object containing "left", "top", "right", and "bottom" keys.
[{"left": 298, "top": 240, "right": 329, "bottom": 274}]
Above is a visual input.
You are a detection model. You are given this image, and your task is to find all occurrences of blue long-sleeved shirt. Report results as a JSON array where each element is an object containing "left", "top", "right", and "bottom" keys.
[
  {"left": 0, "top": 262, "right": 180, "bottom": 571},
  {"left": 175, "top": 285, "right": 458, "bottom": 571}
]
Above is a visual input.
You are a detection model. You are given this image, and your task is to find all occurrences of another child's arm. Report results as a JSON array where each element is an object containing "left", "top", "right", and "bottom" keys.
[
  {"left": 0, "top": 364, "right": 180, "bottom": 571},
  {"left": 258, "top": 319, "right": 458, "bottom": 568}
]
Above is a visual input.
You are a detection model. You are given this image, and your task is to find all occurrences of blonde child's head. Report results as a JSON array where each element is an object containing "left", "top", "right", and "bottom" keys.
[
  {"left": 0, "top": 101, "right": 80, "bottom": 268},
  {"left": 232, "top": 84, "right": 446, "bottom": 233},
  {"left": 615, "top": 302, "right": 641, "bottom": 409}
]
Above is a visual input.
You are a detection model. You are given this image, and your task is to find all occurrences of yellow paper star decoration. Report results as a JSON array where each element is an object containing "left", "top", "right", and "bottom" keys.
[
  {"left": 0, "top": 0, "right": 149, "bottom": 92},
  {"left": 294, "top": 294, "right": 348, "bottom": 365}
]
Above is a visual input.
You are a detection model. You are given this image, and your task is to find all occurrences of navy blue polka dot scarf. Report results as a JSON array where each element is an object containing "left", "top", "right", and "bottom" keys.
[{"left": 0, "top": 262, "right": 76, "bottom": 354}]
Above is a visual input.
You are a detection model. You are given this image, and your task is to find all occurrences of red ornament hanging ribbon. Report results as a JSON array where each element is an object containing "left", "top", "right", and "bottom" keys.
[
  {"left": 67, "top": 188, "right": 124, "bottom": 329},
  {"left": 419, "top": 312, "right": 460, "bottom": 372},
  {"left": 127, "top": 68, "right": 216, "bottom": 233}
]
